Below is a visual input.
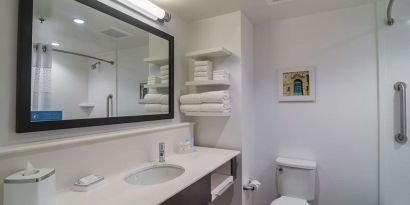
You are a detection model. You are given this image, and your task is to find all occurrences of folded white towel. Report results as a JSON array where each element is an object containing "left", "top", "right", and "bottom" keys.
[
  {"left": 160, "top": 65, "right": 169, "bottom": 71},
  {"left": 194, "top": 71, "right": 210, "bottom": 77},
  {"left": 201, "top": 103, "right": 231, "bottom": 113},
  {"left": 180, "top": 94, "right": 201, "bottom": 104},
  {"left": 213, "top": 74, "right": 228, "bottom": 78},
  {"left": 194, "top": 65, "right": 212, "bottom": 72},
  {"left": 161, "top": 105, "right": 169, "bottom": 112},
  {"left": 180, "top": 104, "right": 201, "bottom": 112},
  {"left": 194, "top": 61, "right": 212, "bottom": 66},
  {"left": 161, "top": 70, "right": 169, "bottom": 76},
  {"left": 144, "top": 94, "right": 163, "bottom": 104},
  {"left": 160, "top": 95, "right": 169, "bottom": 105},
  {"left": 148, "top": 76, "right": 161, "bottom": 84},
  {"left": 161, "top": 75, "right": 169, "bottom": 80},
  {"left": 213, "top": 77, "right": 229, "bottom": 81},
  {"left": 145, "top": 104, "right": 162, "bottom": 112},
  {"left": 162, "top": 79, "right": 169, "bottom": 84},
  {"left": 213, "top": 70, "right": 228, "bottom": 74},
  {"left": 213, "top": 75, "right": 230, "bottom": 80},
  {"left": 200, "top": 91, "right": 230, "bottom": 103},
  {"left": 194, "top": 77, "right": 210, "bottom": 81}
]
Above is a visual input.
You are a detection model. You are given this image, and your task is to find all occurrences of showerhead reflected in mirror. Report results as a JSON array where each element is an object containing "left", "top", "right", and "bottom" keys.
[{"left": 29, "top": 0, "right": 170, "bottom": 122}]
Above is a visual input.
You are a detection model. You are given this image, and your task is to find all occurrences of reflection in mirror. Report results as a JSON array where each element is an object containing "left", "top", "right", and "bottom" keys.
[{"left": 31, "top": 0, "right": 169, "bottom": 122}]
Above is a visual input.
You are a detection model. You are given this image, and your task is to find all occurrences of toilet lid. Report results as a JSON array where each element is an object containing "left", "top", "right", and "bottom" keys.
[{"left": 271, "top": 196, "right": 309, "bottom": 205}]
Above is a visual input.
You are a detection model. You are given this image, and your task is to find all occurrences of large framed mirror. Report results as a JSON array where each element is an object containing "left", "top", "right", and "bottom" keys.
[{"left": 16, "top": 0, "right": 174, "bottom": 133}]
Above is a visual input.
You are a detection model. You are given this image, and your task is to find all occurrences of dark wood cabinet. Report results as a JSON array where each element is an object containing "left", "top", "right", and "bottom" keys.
[
  {"left": 161, "top": 174, "right": 211, "bottom": 205},
  {"left": 161, "top": 156, "right": 238, "bottom": 205}
]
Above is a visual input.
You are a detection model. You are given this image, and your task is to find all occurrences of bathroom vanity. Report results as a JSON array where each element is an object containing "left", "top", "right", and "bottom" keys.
[{"left": 57, "top": 147, "right": 239, "bottom": 205}]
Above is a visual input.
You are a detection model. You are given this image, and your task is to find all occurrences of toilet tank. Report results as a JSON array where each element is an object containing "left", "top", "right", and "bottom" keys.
[{"left": 276, "top": 157, "right": 317, "bottom": 201}]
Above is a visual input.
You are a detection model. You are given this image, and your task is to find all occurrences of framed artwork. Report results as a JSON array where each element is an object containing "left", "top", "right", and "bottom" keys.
[{"left": 278, "top": 67, "right": 316, "bottom": 102}]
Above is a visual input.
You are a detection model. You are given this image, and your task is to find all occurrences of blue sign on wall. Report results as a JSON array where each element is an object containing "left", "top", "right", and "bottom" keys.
[{"left": 31, "top": 111, "right": 63, "bottom": 122}]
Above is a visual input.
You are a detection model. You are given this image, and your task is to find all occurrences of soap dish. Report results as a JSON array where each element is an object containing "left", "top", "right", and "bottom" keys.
[{"left": 72, "top": 174, "right": 104, "bottom": 192}]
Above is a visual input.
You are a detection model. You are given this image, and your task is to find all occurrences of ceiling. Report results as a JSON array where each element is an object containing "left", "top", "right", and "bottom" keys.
[
  {"left": 150, "top": 0, "right": 378, "bottom": 22},
  {"left": 33, "top": 0, "right": 151, "bottom": 55}
]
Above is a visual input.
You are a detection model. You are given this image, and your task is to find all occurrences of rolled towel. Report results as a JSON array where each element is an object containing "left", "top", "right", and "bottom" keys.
[
  {"left": 161, "top": 70, "right": 169, "bottom": 76},
  {"left": 160, "top": 95, "right": 169, "bottom": 104},
  {"left": 144, "top": 94, "right": 163, "bottom": 104},
  {"left": 161, "top": 105, "right": 169, "bottom": 113},
  {"left": 194, "top": 77, "right": 210, "bottom": 81},
  {"left": 180, "top": 104, "right": 201, "bottom": 112},
  {"left": 194, "top": 66, "right": 212, "bottom": 72},
  {"left": 200, "top": 91, "right": 230, "bottom": 103},
  {"left": 201, "top": 103, "right": 231, "bottom": 113},
  {"left": 160, "top": 65, "right": 169, "bottom": 71},
  {"left": 180, "top": 94, "right": 201, "bottom": 104},
  {"left": 145, "top": 104, "right": 162, "bottom": 112},
  {"left": 194, "top": 71, "right": 210, "bottom": 77}
]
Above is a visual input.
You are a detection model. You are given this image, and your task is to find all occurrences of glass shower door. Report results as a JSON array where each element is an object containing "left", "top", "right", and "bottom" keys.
[{"left": 378, "top": 0, "right": 410, "bottom": 204}]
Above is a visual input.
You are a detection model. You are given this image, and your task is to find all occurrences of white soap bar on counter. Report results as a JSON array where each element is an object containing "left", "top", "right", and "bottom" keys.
[{"left": 72, "top": 174, "right": 104, "bottom": 192}]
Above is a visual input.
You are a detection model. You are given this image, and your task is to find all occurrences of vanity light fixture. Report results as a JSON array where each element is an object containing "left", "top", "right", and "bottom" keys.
[
  {"left": 73, "top": 18, "right": 85, "bottom": 24},
  {"left": 113, "top": 0, "right": 171, "bottom": 23},
  {"left": 51, "top": 42, "right": 60, "bottom": 47}
]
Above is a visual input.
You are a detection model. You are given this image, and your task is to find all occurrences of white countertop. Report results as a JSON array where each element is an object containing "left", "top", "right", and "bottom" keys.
[{"left": 57, "top": 147, "right": 240, "bottom": 205}]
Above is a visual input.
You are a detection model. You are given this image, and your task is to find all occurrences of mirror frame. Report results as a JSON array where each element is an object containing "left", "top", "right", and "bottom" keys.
[{"left": 16, "top": 0, "right": 174, "bottom": 133}]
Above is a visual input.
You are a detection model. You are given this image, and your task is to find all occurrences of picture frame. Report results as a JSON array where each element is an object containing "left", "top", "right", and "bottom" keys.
[{"left": 278, "top": 67, "right": 316, "bottom": 102}]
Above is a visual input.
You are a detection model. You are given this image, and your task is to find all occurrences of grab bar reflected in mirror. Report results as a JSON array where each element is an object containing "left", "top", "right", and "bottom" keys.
[
  {"left": 394, "top": 82, "right": 407, "bottom": 144},
  {"left": 106, "top": 94, "right": 113, "bottom": 118}
]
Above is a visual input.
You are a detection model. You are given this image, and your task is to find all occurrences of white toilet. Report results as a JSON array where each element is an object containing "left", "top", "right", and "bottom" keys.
[{"left": 271, "top": 157, "right": 317, "bottom": 205}]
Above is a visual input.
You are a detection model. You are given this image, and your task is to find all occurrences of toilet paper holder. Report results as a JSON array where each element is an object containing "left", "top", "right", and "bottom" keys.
[{"left": 243, "top": 179, "right": 261, "bottom": 191}]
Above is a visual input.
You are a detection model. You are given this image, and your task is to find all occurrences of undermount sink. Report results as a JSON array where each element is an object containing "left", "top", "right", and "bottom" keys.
[{"left": 125, "top": 164, "right": 185, "bottom": 185}]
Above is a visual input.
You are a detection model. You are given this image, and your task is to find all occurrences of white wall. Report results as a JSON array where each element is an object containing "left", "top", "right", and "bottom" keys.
[
  {"left": 187, "top": 11, "right": 253, "bottom": 205},
  {"left": 117, "top": 46, "right": 150, "bottom": 116},
  {"left": 0, "top": 0, "right": 189, "bottom": 146},
  {"left": 88, "top": 51, "right": 117, "bottom": 118},
  {"left": 51, "top": 52, "right": 89, "bottom": 120},
  {"left": 240, "top": 13, "right": 255, "bottom": 205},
  {"left": 252, "top": 4, "right": 378, "bottom": 205}
]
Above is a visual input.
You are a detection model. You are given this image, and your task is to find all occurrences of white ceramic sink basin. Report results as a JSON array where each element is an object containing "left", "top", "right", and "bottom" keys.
[{"left": 125, "top": 164, "right": 185, "bottom": 185}]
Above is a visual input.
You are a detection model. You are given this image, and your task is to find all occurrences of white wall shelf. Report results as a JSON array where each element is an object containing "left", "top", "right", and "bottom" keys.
[
  {"left": 144, "top": 83, "right": 169, "bottom": 89},
  {"left": 186, "top": 47, "right": 232, "bottom": 59},
  {"left": 78, "top": 103, "right": 95, "bottom": 108},
  {"left": 143, "top": 57, "right": 169, "bottom": 66},
  {"left": 211, "top": 173, "right": 234, "bottom": 201},
  {"left": 185, "top": 80, "right": 230, "bottom": 87},
  {"left": 184, "top": 112, "right": 231, "bottom": 117}
]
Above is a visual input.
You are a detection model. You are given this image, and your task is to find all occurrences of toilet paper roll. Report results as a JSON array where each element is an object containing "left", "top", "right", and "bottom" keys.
[{"left": 249, "top": 180, "right": 261, "bottom": 191}]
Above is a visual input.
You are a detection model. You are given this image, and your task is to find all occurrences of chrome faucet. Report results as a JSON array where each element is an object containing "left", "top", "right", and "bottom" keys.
[{"left": 159, "top": 142, "right": 165, "bottom": 163}]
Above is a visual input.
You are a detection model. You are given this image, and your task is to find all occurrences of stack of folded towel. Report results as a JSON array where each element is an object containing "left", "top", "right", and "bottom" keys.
[
  {"left": 213, "top": 70, "right": 230, "bottom": 81},
  {"left": 180, "top": 91, "right": 231, "bottom": 113},
  {"left": 193, "top": 61, "right": 213, "bottom": 81},
  {"left": 148, "top": 75, "right": 161, "bottom": 85},
  {"left": 144, "top": 94, "right": 169, "bottom": 113},
  {"left": 160, "top": 65, "right": 169, "bottom": 84}
]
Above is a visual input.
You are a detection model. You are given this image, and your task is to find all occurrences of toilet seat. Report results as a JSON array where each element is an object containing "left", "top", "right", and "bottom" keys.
[{"left": 271, "top": 196, "right": 309, "bottom": 205}]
